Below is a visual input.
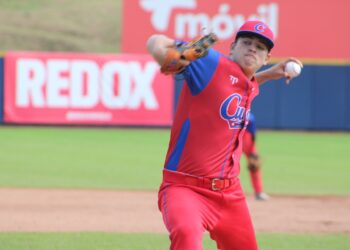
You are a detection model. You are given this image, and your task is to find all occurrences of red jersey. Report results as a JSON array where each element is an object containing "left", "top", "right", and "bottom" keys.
[{"left": 163, "top": 49, "right": 259, "bottom": 178}]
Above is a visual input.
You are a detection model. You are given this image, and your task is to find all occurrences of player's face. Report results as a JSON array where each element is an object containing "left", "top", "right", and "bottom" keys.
[{"left": 229, "top": 36, "right": 270, "bottom": 78}]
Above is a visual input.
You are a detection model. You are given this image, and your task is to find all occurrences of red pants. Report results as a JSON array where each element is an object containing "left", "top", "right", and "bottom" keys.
[{"left": 158, "top": 179, "right": 258, "bottom": 250}]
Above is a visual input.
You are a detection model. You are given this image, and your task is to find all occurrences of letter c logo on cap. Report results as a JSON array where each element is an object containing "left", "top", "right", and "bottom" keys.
[{"left": 254, "top": 23, "right": 266, "bottom": 33}]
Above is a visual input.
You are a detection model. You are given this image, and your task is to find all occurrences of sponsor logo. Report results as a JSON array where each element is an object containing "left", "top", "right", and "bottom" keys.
[
  {"left": 229, "top": 75, "right": 238, "bottom": 85},
  {"left": 139, "top": 0, "right": 279, "bottom": 39},
  {"left": 140, "top": 0, "right": 196, "bottom": 31},
  {"left": 16, "top": 59, "right": 160, "bottom": 110}
]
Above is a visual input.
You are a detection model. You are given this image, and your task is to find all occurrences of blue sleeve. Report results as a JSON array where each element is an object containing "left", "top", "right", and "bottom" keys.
[
  {"left": 176, "top": 48, "right": 220, "bottom": 96},
  {"left": 247, "top": 113, "right": 257, "bottom": 136}
]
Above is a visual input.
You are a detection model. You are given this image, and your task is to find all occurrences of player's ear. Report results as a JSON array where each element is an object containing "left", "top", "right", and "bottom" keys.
[
  {"left": 263, "top": 52, "right": 271, "bottom": 66},
  {"left": 229, "top": 41, "right": 236, "bottom": 57}
]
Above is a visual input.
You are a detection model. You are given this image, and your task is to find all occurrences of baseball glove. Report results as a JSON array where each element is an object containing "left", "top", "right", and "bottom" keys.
[{"left": 160, "top": 32, "right": 218, "bottom": 75}]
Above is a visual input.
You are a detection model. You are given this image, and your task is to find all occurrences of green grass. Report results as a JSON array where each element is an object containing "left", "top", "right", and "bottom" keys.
[
  {"left": 0, "top": 232, "right": 349, "bottom": 250},
  {"left": 0, "top": 126, "right": 169, "bottom": 190},
  {"left": 0, "top": 126, "right": 349, "bottom": 195},
  {"left": 256, "top": 233, "right": 350, "bottom": 250},
  {"left": 240, "top": 131, "right": 350, "bottom": 195}
]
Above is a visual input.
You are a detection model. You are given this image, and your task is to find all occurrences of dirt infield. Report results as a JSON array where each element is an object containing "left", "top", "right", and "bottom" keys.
[{"left": 0, "top": 188, "right": 349, "bottom": 233}]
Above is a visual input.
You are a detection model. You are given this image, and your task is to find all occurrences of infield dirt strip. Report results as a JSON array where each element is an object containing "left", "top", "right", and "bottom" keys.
[{"left": 0, "top": 188, "right": 349, "bottom": 233}]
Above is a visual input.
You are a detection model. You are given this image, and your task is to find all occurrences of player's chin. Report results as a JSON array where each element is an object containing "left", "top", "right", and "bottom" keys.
[
  {"left": 242, "top": 57, "right": 258, "bottom": 66},
  {"left": 242, "top": 61, "right": 260, "bottom": 72}
]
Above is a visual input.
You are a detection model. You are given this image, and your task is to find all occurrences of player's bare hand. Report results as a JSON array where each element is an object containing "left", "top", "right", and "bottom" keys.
[
  {"left": 264, "top": 58, "right": 303, "bottom": 84},
  {"left": 283, "top": 58, "right": 303, "bottom": 84}
]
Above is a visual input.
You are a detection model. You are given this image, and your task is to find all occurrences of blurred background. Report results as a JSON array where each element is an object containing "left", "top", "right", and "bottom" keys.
[
  {"left": 0, "top": 0, "right": 121, "bottom": 52},
  {"left": 1, "top": 0, "right": 349, "bottom": 129}
]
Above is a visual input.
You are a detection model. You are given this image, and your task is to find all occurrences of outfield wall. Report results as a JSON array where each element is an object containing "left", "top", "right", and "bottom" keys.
[
  {"left": 0, "top": 58, "right": 3, "bottom": 123},
  {"left": 0, "top": 54, "right": 349, "bottom": 130},
  {"left": 174, "top": 64, "right": 350, "bottom": 131},
  {"left": 122, "top": 0, "right": 349, "bottom": 61},
  {"left": 1, "top": 52, "right": 174, "bottom": 126},
  {"left": 252, "top": 65, "right": 350, "bottom": 130},
  {"left": 121, "top": 0, "right": 350, "bottom": 131}
]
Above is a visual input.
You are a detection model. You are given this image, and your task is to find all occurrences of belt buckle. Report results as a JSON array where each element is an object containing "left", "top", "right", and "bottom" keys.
[{"left": 211, "top": 178, "right": 222, "bottom": 191}]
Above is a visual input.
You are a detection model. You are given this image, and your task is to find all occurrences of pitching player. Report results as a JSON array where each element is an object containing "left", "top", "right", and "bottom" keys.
[
  {"left": 147, "top": 20, "right": 302, "bottom": 250},
  {"left": 243, "top": 113, "right": 269, "bottom": 201}
]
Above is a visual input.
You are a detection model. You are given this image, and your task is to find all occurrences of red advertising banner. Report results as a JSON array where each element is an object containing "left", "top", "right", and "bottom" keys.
[
  {"left": 122, "top": 0, "right": 349, "bottom": 61},
  {"left": 4, "top": 52, "right": 174, "bottom": 125}
]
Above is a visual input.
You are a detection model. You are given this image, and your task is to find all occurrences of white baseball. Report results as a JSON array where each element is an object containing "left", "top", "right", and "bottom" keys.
[{"left": 285, "top": 61, "right": 302, "bottom": 78}]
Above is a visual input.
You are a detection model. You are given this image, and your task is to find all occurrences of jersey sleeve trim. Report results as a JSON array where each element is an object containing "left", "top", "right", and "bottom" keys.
[{"left": 165, "top": 119, "right": 191, "bottom": 171}]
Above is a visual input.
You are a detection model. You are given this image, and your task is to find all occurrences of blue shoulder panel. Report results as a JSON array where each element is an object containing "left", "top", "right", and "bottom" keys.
[{"left": 178, "top": 49, "right": 220, "bottom": 96}]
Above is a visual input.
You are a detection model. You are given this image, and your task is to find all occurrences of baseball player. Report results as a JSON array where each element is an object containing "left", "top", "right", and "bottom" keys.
[
  {"left": 147, "top": 20, "right": 302, "bottom": 250},
  {"left": 243, "top": 113, "right": 269, "bottom": 201}
]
